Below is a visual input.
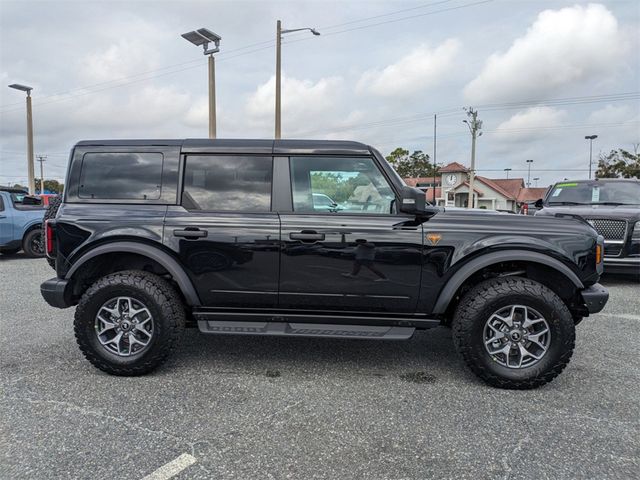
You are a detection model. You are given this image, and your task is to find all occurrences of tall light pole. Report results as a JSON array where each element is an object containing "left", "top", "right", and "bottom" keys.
[
  {"left": 36, "top": 155, "right": 47, "bottom": 194},
  {"left": 585, "top": 135, "right": 598, "bottom": 179},
  {"left": 275, "top": 21, "right": 320, "bottom": 139},
  {"left": 181, "top": 28, "right": 222, "bottom": 139},
  {"left": 526, "top": 159, "right": 534, "bottom": 187},
  {"left": 533, "top": 177, "right": 540, "bottom": 187},
  {"left": 504, "top": 167, "right": 512, "bottom": 179},
  {"left": 463, "top": 107, "right": 482, "bottom": 208},
  {"left": 8, "top": 83, "right": 35, "bottom": 194}
]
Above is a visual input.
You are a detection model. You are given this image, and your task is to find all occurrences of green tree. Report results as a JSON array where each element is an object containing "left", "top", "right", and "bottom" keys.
[
  {"left": 386, "top": 147, "right": 437, "bottom": 178},
  {"left": 596, "top": 147, "right": 640, "bottom": 179},
  {"left": 35, "top": 178, "right": 64, "bottom": 193}
]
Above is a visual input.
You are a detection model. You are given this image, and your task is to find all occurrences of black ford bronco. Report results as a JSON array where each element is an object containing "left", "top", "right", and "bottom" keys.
[{"left": 41, "top": 139, "right": 609, "bottom": 389}]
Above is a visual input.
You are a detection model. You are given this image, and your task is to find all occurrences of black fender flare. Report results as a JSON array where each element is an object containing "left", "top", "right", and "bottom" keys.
[
  {"left": 65, "top": 241, "right": 201, "bottom": 306},
  {"left": 432, "top": 250, "right": 584, "bottom": 314}
]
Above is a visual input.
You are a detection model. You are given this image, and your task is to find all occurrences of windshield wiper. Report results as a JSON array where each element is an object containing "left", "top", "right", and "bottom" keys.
[
  {"left": 548, "top": 201, "right": 588, "bottom": 205},
  {"left": 590, "top": 202, "right": 627, "bottom": 206}
]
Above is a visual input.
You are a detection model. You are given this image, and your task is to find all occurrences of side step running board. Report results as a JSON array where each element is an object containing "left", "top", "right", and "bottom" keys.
[{"left": 197, "top": 320, "right": 416, "bottom": 340}]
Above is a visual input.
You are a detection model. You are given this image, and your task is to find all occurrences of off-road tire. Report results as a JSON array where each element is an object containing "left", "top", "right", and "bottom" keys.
[
  {"left": 43, "top": 196, "right": 62, "bottom": 269},
  {"left": 452, "top": 276, "right": 575, "bottom": 389},
  {"left": 74, "top": 270, "right": 185, "bottom": 376},
  {"left": 22, "top": 228, "right": 44, "bottom": 258}
]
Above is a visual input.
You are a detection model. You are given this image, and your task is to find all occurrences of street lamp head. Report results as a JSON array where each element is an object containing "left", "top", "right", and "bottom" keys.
[
  {"left": 585, "top": 135, "right": 598, "bottom": 140},
  {"left": 526, "top": 159, "right": 534, "bottom": 163},
  {"left": 310, "top": 29, "right": 321, "bottom": 36},
  {"left": 8, "top": 83, "right": 33, "bottom": 94},
  {"left": 181, "top": 28, "right": 221, "bottom": 55}
]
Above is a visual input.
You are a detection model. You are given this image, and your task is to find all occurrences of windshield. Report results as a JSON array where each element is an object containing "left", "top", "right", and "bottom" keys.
[{"left": 547, "top": 181, "right": 640, "bottom": 205}]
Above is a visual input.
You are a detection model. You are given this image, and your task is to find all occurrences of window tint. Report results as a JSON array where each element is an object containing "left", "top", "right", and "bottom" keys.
[
  {"left": 79, "top": 152, "right": 163, "bottom": 200},
  {"left": 290, "top": 156, "right": 396, "bottom": 214},
  {"left": 0, "top": 195, "right": 4, "bottom": 211},
  {"left": 182, "top": 156, "right": 272, "bottom": 211}
]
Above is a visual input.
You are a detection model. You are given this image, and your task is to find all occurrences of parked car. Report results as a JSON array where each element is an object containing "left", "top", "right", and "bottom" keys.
[
  {"left": 0, "top": 187, "right": 46, "bottom": 257},
  {"left": 41, "top": 139, "right": 608, "bottom": 389},
  {"left": 535, "top": 179, "right": 640, "bottom": 276}
]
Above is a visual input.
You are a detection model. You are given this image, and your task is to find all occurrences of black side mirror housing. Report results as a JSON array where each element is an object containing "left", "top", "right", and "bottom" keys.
[
  {"left": 399, "top": 186, "right": 439, "bottom": 217},
  {"left": 534, "top": 198, "right": 544, "bottom": 209}
]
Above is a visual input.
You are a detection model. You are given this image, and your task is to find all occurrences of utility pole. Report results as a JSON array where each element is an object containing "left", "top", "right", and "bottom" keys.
[
  {"left": 8, "top": 84, "right": 36, "bottom": 194},
  {"left": 36, "top": 155, "right": 46, "bottom": 194},
  {"left": 181, "top": 28, "right": 221, "bottom": 139},
  {"left": 208, "top": 55, "right": 216, "bottom": 138},
  {"left": 504, "top": 168, "right": 512, "bottom": 179},
  {"left": 585, "top": 135, "right": 598, "bottom": 179},
  {"left": 433, "top": 113, "right": 437, "bottom": 174},
  {"left": 463, "top": 107, "right": 482, "bottom": 209},
  {"left": 274, "top": 21, "right": 320, "bottom": 139},
  {"left": 275, "top": 20, "right": 282, "bottom": 139}
]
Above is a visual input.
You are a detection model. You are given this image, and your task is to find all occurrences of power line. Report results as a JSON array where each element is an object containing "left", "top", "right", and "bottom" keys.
[{"left": 0, "top": 1, "right": 494, "bottom": 112}]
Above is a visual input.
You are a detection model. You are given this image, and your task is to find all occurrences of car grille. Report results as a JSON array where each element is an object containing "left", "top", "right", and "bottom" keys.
[
  {"left": 585, "top": 218, "right": 627, "bottom": 240},
  {"left": 604, "top": 244, "right": 623, "bottom": 257}
]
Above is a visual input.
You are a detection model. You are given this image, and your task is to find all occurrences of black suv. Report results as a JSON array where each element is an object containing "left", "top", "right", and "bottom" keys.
[
  {"left": 41, "top": 139, "right": 608, "bottom": 389},
  {"left": 535, "top": 179, "right": 640, "bottom": 275}
]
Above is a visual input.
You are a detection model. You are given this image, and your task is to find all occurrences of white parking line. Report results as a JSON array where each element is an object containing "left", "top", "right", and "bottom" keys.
[
  {"left": 598, "top": 313, "right": 640, "bottom": 321},
  {"left": 141, "top": 453, "right": 197, "bottom": 480}
]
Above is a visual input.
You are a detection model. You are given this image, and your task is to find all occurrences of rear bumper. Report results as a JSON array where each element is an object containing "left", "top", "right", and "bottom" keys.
[
  {"left": 603, "top": 257, "right": 640, "bottom": 275},
  {"left": 40, "top": 277, "right": 72, "bottom": 309},
  {"left": 581, "top": 283, "right": 609, "bottom": 314}
]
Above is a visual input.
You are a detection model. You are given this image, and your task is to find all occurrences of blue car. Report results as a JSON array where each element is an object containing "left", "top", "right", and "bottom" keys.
[{"left": 0, "top": 188, "right": 46, "bottom": 257}]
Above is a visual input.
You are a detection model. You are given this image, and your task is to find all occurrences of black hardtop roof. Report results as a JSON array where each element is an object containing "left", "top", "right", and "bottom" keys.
[{"left": 74, "top": 138, "right": 372, "bottom": 155}]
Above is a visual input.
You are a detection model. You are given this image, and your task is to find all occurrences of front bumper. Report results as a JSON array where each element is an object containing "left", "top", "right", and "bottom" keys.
[
  {"left": 581, "top": 283, "right": 609, "bottom": 314},
  {"left": 40, "top": 277, "right": 72, "bottom": 309},
  {"left": 603, "top": 257, "right": 640, "bottom": 275}
]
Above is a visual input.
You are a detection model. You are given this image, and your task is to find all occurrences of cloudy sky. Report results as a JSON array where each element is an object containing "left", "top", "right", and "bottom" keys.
[{"left": 1, "top": 0, "right": 638, "bottom": 187}]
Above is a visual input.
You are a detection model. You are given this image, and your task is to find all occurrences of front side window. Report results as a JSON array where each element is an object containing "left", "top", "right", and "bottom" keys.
[
  {"left": 79, "top": 152, "right": 163, "bottom": 200},
  {"left": 290, "top": 156, "right": 396, "bottom": 214},
  {"left": 182, "top": 155, "right": 272, "bottom": 211}
]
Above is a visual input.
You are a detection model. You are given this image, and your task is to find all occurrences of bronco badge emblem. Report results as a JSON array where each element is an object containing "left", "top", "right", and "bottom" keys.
[{"left": 426, "top": 233, "right": 442, "bottom": 245}]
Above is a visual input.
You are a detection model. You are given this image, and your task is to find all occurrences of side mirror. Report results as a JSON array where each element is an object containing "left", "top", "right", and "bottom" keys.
[
  {"left": 534, "top": 198, "right": 544, "bottom": 209},
  {"left": 399, "top": 186, "right": 439, "bottom": 217}
]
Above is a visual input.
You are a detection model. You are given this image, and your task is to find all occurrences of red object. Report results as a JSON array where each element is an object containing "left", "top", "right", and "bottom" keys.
[
  {"left": 45, "top": 220, "right": 54, "bottom": 255},
  {"left": 522, "top": 204, "right": 529, "bottom": 215}
]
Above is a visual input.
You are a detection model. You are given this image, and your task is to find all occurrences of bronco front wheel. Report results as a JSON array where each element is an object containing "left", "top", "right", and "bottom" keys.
[{"left": 452, "top": 277, "right": 575, "bottom": 389}]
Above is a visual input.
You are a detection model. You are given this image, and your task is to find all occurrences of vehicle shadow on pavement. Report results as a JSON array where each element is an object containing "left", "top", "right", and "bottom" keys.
[{"left": 170, "top": 326, "right": 471, "bottom": 383}]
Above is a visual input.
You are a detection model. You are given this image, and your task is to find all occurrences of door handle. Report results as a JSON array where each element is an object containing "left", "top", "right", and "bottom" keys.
[
  {"left": 173, "top": 228, "right": 208, "bottom": 239},
  {"left": 289, "top": 231, "right": 325, "bottom": 242}
]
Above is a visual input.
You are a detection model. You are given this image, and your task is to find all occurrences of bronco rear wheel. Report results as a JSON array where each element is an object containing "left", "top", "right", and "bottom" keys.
[
  {"left": 452, "top": 276, "right": 575, "bottom": 389},
  {"left": 74, "top": 270, "right": 185, "bottom": 376}
]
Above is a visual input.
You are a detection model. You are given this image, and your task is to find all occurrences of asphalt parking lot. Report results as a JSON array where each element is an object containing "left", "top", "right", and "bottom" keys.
[{"left": 1, "top": 254, "right": 639, "bottom": 480}]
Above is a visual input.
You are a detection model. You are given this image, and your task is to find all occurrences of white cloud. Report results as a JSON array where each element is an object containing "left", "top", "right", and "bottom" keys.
[
  {"left": 493, "top": 106, "right": 567, "bottom": 142},
  {"left": 464, "top": 4, "right": 629, "bottom": 103},
  {"left": 245, "top": 75, "right": 344, "bottom": 136},
  {"left": 587, "top": 104, "right": 634, "bottom": 124},
  {"left": 357, "top": 39, "right": 460, "bottom": 97}
]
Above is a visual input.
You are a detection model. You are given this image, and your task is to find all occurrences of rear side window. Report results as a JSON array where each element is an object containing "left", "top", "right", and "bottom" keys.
[
  {"left": 78, "top": 152, "right": 163, "bottom": 200},
  {"left": 182, "top": 155, "right": 272, "bottom": 211}
]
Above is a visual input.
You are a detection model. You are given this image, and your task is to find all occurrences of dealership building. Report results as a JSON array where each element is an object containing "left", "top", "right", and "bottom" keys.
[{"left": 404, "top": 161, "right": 547, "bottom": 212}]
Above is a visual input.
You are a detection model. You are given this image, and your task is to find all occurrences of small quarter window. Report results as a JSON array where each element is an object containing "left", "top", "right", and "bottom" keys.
[
  {"left": 79, "top": 152, "right": 163, "bottom": 200},
  {"left": 182, "top": 156, "right": 273, "bottom": 211}
]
